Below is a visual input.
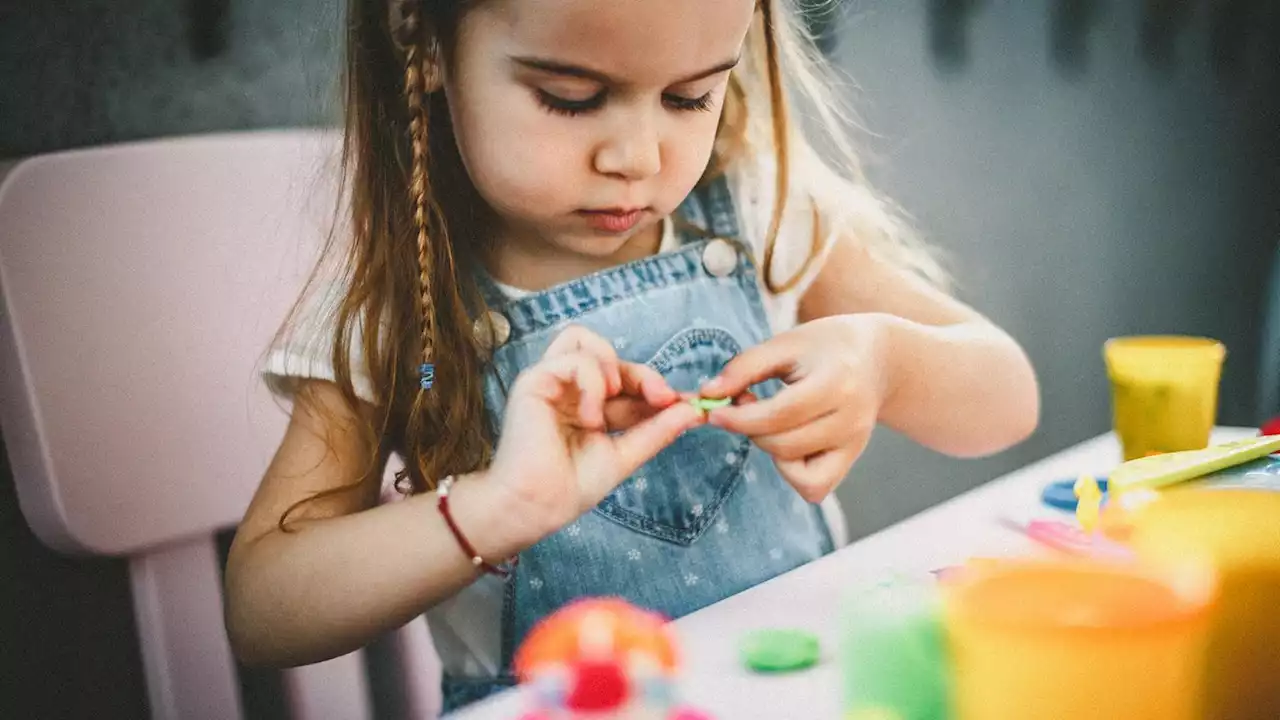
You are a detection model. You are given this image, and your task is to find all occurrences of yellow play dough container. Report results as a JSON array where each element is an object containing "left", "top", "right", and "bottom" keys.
[
  {"left": 942, "top": 559, "right": 1217, "bottom": 720},
  {"left": 1127, "top": 488, "right": 1280, "bottom": 720},
  {"left": 1104, "top": 336, "right": 1225, "bottom": 460}
]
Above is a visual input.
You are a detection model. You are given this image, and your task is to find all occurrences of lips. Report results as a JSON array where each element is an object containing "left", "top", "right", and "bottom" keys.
[{"left": 578, "top": 207, "right": 649, "bottom": 234}]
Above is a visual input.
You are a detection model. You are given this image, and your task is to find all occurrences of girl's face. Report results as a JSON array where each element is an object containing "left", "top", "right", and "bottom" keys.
[{"left": 443, "top": 0, "right": 756, "bottom": 262}]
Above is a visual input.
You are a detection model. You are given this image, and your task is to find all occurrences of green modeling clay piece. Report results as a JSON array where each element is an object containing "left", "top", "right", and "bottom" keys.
[
  {"left": 691, "top": 396, "right": 732, "bottom": 411},
  {"left": 740, "top": 628, "right": 820, "bottom": 673}
]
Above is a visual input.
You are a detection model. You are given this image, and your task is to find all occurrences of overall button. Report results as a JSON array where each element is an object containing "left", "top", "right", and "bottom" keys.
[
  {"left": 701, "top": 238, "right": 738, "bottom": 278},
  {"left": 473, "top": 310, "right": 511, "bottom": 350}
]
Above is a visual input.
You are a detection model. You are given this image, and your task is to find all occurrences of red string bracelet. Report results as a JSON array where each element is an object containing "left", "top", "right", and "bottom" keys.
[{"left": 437, "top": 476, "right": 518, "bottom": 578}]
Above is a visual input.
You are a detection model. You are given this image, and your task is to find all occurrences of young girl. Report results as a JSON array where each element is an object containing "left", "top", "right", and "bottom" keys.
[{"left": 225, "top": 0, "right": 1039, "bottom": 711}]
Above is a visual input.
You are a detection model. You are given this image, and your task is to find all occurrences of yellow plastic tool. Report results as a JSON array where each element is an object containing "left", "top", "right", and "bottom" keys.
[
  {"left": 1074, "top": 435, "right": 1280, "bottom": 530},
  {"left": 1073, "top": 474, "right": 1103, "bottom": 533}
]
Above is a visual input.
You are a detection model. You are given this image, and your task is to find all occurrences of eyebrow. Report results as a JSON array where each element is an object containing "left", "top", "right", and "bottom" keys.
[{"left": 510, "top": 55, "right": 740, "bottom": 86}]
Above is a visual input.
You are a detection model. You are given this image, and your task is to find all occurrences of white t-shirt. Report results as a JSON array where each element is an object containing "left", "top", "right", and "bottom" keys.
[{"left": 262, "top": 148, "right": 849, "bottom": 677}]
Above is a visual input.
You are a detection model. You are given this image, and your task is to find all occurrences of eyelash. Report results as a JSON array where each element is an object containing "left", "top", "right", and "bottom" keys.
[
  {"left": 535, "top": 89, "right": 714, "bottom": 117},
  {"left": 665, "top": 93, "right": 715, "bottom": 113}
]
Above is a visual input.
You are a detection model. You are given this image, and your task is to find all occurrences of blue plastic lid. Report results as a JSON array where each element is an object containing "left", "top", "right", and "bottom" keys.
[{"left": 1041, "top": 477, "right": 1109, "bottom": 512}]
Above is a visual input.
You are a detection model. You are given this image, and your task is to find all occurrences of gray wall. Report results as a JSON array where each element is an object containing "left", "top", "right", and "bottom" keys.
[
  {"left": 2, "top": 1, "right": 1277, "bottom": 717},
  {"left": 828, "top": 0, "right": 1280, "bottom": 541},
  {"left": 0, "top": 0, "right": 341, "bottom": 157}
]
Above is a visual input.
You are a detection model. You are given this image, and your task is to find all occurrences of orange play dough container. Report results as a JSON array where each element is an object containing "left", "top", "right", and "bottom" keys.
[
  {"left": 942, "top": 559, "right": 1217, "bottom": 720},
  {"left": 1126, "top": 488, "right": 1280, "bottom": 720}
]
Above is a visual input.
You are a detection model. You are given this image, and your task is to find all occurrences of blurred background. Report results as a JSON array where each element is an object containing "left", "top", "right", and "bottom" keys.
[{"left": 2, "top": 0, "right": 1278, "bottom": 716}]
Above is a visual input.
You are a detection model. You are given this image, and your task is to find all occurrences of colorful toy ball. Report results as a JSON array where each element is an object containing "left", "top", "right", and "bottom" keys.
[{"left": 513, "top": 597, "right": 712, "bottom": 719}]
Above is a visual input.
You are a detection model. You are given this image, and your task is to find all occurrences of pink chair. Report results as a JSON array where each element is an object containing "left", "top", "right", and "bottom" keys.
[{"left": 0, "top": 130, "right": 442, "bottom": 719}]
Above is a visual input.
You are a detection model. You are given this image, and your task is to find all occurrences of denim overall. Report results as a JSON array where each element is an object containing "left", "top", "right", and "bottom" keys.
[{"left": 441, "top": 176, "right": 834, "bottom": 712}]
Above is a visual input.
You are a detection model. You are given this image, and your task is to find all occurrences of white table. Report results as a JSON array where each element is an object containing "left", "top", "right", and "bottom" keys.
[{"left": 448, "top": 427, "right": 1255, "bottom": 719}]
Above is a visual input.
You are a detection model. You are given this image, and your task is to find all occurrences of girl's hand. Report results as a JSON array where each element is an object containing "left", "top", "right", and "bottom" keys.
[
  {"left": 488, "top": 326, "right": 704, "bottom": 545},
  {"left": 699, "top": 315, "right": 894, "bottom": 503}
]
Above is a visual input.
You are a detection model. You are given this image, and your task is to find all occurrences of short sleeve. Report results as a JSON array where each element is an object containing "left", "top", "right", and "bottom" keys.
[{"left": 261, "top": 274, "right": 377, "bottom": 404}]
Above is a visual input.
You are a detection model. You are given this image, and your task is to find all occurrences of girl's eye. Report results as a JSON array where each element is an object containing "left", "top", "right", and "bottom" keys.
[
  {"left": 535, "top": 89, "right": 716, "bottom": 117},
  {"left": 663, "top": 92, "right": 714, "bottom": 112},
  {"left": 536, "top": 89, "right": 605, "bottom": 117}
]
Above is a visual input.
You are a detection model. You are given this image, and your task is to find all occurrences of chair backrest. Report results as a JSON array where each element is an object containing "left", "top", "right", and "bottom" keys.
[{"left": 0, "top": 130, "right": 440, "bottom": 719}]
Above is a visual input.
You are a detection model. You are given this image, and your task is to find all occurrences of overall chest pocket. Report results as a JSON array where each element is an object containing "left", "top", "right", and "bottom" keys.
[{"left": 593, "top": 327, "right": 751, "bottom": 545}]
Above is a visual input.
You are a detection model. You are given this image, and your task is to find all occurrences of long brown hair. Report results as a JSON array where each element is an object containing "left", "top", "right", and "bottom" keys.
[{"left": 277, "top": 0, "right": 942, "bottom": 527}]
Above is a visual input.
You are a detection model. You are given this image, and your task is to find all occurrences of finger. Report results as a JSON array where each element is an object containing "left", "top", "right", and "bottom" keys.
[
  {"left": 544, "top": 325, "right": 622, "bottom": 396},
  {"left": 533, "top": 352, "right": 609, "bottom": 429},
  {"left": 733, "top": 391, "right": 758, "bottom": 406},
  {"left": 708, "top": 375, "right": 837, "bottom": 436},
  {"left": 775, "top": 446, "right": 859, "bottom": 504},
  {"left": 698, "top": 337, "right": 800, "bottom": 399},
  {"left": 609, "top": 402, "right": 704, "bottom": 480},
  {"left": 603, "top": 396, "right": 662, "bottom": 432},
  {"left": 752, "top": 409, "right": 852, "bottom": 462},
  {"left": 618, "top": 362, "right": 678, "bottom": 407}
]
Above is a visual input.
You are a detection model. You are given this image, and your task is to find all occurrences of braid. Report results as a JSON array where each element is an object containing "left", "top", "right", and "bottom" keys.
[
  {"left": 404, "top": 41, "right": 437, "bottom": 389},
  {"left": 382, "top": 0, "right": 494, "bottom": 491},
  {"left": 394, "top": 0, "right": 440, "bottom": 392}
]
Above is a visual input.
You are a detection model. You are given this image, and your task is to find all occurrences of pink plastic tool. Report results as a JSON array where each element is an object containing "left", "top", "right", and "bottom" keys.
[{"left": 1024, "top": 520, "right": 1135, "bottom": 561}]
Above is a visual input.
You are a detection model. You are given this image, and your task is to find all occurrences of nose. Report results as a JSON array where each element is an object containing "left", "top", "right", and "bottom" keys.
[{"left": 592, "top": 110, "right": 662, "bottom": 181}]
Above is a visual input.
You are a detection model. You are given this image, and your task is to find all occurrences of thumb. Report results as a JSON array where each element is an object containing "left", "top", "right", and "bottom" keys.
[
  {"left": 701, "top": 340, "right": 795, "bottom": 399},
  {"left": 609, "top": 401, "right": 703, "bottom": 479}
]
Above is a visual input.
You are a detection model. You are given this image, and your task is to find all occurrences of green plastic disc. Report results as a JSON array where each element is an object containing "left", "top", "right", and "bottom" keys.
[
  {"left": 691, "top": 396, "right": 732, "bottom": 411},
  {"left": 740, "top": 628, "right": 820, "bottom": 673}
]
